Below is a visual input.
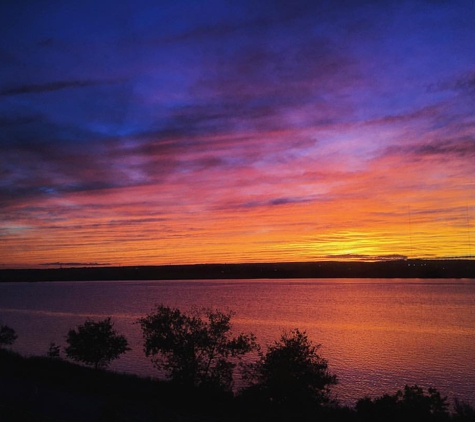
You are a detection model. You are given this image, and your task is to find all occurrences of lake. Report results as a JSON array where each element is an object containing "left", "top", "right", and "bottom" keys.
[{"left": 0, "top": 278, "right": 474, "bottom": 406}]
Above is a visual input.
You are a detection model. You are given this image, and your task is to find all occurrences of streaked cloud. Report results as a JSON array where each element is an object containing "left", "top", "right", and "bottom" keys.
[
  {"left": 0, "top": 80, "right": 113, "bottom": 97},
  {"left": 40, "top": 262, "right": 110, "bottom": 267},
  {"left": 0, "top": 0, "right": 474, "bottom": 267}
]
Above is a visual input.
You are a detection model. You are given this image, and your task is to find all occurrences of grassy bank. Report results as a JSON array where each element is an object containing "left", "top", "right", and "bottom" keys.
[{"left": 0, "top": 349, "right": 240, "bottom": 422}]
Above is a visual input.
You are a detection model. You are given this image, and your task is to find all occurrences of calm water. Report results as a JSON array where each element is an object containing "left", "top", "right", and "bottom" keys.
[{"left": 0, "top": 278, "right": 474, "bottom": 406}]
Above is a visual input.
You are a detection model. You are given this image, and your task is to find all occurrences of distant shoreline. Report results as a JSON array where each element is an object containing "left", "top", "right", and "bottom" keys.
[{"left": 1, "top": 259, "right": 474, "bottom": 282}]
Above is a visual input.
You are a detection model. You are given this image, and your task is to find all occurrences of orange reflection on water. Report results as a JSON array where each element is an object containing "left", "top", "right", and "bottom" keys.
[{"left": 1, "top": 279, "right": 474, "bottom": 405}]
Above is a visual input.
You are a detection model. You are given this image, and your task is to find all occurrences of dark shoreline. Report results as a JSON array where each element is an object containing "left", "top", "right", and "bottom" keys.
[{"left": 1, "top": 259, "right": 474, "bottom": 282}]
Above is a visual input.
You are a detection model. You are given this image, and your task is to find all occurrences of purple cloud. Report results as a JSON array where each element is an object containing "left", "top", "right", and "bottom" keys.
[
  {"left": 384, "top": 138, "right": 475, "bottom": 159},
  {"left": 0, "top": 80, "right": 109, "bottom": 97}
]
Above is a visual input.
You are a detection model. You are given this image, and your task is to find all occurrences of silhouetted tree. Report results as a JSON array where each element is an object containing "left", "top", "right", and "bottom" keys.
[
  {"left": 355, "top": 384, "right": 449, "bottom": 422},
  {"left": 138, "top": 305, "right": 258, "bottom": 391},
  {"left": 47, "top": 342, "right": 61, "bottom": 358},
  {"left": 0, "top": 325, "right": 17, "bottom": 348},
  {"left": 453, "top": 398, "right": 475, "bottom": 421},
  {"left": 243, "top": 329, "right": 337, "bottom": 409},
  {"left": 65, "top": 317, "right": 130, "bottom": 369}
]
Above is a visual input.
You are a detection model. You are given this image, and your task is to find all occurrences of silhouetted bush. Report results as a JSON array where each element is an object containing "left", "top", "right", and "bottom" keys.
[
  {"left": 47, "top": 342, "right": 61, "bottom": 358},
  {"left": 0, "top": 324, "right": 17, "bottom": 348},
  {"left": 241, "top": 329, "right": 337, "bottom": 412},
  {"left": 453, "top": 398, "right": 475, "bottom": 421},
  {"left": 65, "top": 317, "right": 130, "bottom": 369},
  {"left": 138, "top": 305, "right": 258, "bottom": 391},
  {"left": 356, "top": 385, "right": 450, "bottom": 422}
]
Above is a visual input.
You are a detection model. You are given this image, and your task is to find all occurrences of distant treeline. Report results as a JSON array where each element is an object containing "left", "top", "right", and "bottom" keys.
[{"left": 1, "top": 259, "right": 475, "bottom": 282}]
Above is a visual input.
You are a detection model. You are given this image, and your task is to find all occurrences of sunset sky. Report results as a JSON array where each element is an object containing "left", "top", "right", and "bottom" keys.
[{"left": 1, "top": 0, "right": 474, "bottom": 268}]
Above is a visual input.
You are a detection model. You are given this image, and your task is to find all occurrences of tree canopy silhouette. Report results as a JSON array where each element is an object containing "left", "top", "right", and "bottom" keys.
[
  {"left": 138, "top": 305, "right": 258, "bottom": 391},
  {"left": 243, "top": 329, "right": 337, "bottom": 408},
  {"left": 0, "top": 324, "right": 17, "bottom": 348},
  {"left": 356, "top": 384, "right": 450, "bottom": 422},
  {"left": 65, "top": 317, "right": 129, "bottom": 369}
]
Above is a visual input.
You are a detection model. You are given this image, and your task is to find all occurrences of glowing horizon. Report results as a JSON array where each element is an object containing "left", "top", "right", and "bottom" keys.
[{"left": 1, "top": 1, "right": 474, "bottom": 268}]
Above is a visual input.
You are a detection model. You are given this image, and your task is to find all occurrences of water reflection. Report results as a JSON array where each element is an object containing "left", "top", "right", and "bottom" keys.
[{"left": 0, "top": 279, "right": 474, "bottom": 405}]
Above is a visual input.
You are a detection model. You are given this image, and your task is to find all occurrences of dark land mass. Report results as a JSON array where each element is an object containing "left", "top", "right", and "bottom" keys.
[
  {"left": 0, "top": 349, "right": 235, "bottom": 422},
  {"left": 1, "top": 350, "right": 356, "bottom": 422},
  {"left": 1, "top": 349, "right": 474, "bottom": 422},
  {"left": 1, "top": 259, "right": 475, "bottom": 283}
]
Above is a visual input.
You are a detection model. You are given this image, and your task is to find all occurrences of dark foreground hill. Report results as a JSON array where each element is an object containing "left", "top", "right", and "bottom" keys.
[
  {"left": 1, "top": 350, "right": 474, "bottom": 422},
  {"left": 1, "top": 259, "right": 474, "bottom": 282},
  {"left": 0, "top": 349, "right": 236, "bottom": 422}
]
